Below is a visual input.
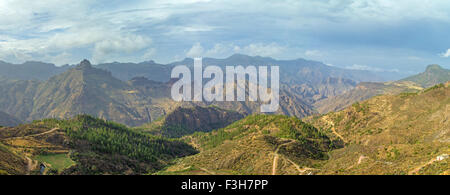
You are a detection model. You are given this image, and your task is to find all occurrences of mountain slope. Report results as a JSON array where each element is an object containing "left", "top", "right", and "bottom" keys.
[
  {"left": 171, "top": 54, "right": 384, "bottom": 83},
  {"left": 29, "top": 60, "right": 152, "bottom": 126},
  {"left": 0, "top": 59, "right": 317, "bottom": 126},
  {"left": 401, "top": 64, "right": 450, "bottom": 88},
  {"left": 96, "top": 61, "right": 172, "bottom": 82},
  {"left": 0, "top": 61, "right": 69, "bottom": 81},
  {"left": 305, "top": 82, "right": 450, "bottom": 175},
  {"left": 0, "top": 142, "right": 27, "bottom": 175},
  {"left": 0, "top": 111, "right": 22, "bottom": 127},
  {"left": 169, "top": 54, "right": 380, "bottom": 104},
  {"left": 138, "top": 106, "right": 244, "bottom": 138},
  {"left": 0, "top": 115, "right": 197, "bottom": 175},
  {"left": 159, "top": 115, "right": 343, "bottom": 175},
  {"left": 313, "top": 64, "right": 449, "bottom": 114},
  {"left": 314, "top": 81, "right": 423, "bottom": 113},
  {"left": 0, "top": 78, "right": 40, "bottom": 120}
]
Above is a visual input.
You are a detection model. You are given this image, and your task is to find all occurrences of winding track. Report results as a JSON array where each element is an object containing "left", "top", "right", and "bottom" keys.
[
  {"left": 271, "top": 140, "right": 318, "bottom": 175},
  {"left": 5, "top": 128, "right": 60, "bottom": 140},
  {"left": 408, "top": 157, "right": 438, "bottom": 175},
  {"left": 271, "top": 141, "right": 293, "bottom": 175},
  {"left": 1, "top": 127, "right": 60, "bottom": 174}
]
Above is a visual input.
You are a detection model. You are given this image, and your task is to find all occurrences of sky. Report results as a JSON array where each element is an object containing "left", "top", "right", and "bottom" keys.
[{"left": 0, "top": 0, "right": 450, "bottom": 74}]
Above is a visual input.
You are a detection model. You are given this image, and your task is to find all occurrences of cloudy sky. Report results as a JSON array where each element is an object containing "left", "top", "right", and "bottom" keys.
[{"left": 0, "top": 0, "right": 449, "bottom": 74}]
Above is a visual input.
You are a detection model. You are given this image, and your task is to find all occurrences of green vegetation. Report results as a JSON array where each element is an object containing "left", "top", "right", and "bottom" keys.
[
  {"left": 401, "top": 64, "right": 450, "bottom": 88},
  {"left": 190, "top": 115, "right": 333, "bottom": 150},
  {"left": 306, "top": 83, "right": 450, "bottom": 175},
  {"left": 138, "top": 106, "right": 244, "bottom": 138},
  {"left": 424, "top": 83, "right": 445, "bottom": 93},
  {"left": 162, "top": 114, "right": 343, "bottom": 175},
  {"left": 0, "top": 142, "right": 27, "bottom": 175},
  {"left": 352, "top": 102, "right": 369, "bottom": 114},
  {"left": 42, "top": 115, "right": 197, "bottom": 164},
  {"left": 35, "top": 153, "right": 75, "bottom": 172},
  {"left": 0, "top": 115, "right": 199, "bottom": 174}
]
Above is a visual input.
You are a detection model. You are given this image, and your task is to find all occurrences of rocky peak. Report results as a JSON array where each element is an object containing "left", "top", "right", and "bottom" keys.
[
  {"left": 77, "top": 59, "right": 93, "bottom": 69},
  {"left": 425, "top": 64, "right": 443, "bottom": 72}
]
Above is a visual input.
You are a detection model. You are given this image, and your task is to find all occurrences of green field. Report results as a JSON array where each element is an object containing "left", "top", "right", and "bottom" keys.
[{"left": 35, "top": 153, "right": 76, "bottom": 172}]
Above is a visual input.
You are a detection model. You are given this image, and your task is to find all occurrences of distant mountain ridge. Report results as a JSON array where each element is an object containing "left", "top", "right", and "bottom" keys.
[
  {"left": 0, "top": 59, "right": 317, "bottom": 126},
  {"left": 96, "top": 61, "right": 172, "bottom": 82},
  {"left": 0, "top": 54, "right": 390, "bottom": 83},
  {"left": 28, "top": 59, "right": 152, "bottom": 126},
  {"left": 0, "top": 111, "right": 21, "bottom": 127},
  {"left": 170, "top": 54, "right": 384, "bottom": 84},
  {"left": 401, "top": 64, "right": 450, "bottom": 88},
  {"left": 0, "top": 61, "right": 70, "bottom": 81},
  {"left": 314, "top": 65, "right": 449, "bottom": 114},
  {"left": 0, "top": 54, "right": 394, "bottom": 111},
  {"left": 0, "top": 56, "right": 447, "bottom": 127}
]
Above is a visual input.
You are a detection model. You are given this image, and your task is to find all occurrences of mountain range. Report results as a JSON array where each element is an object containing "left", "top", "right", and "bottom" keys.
[
  {"left": 159, "top": 82, "right": 449, "bottom": 175},
  {"left": 0, "top": 54, "right": 449, "bottom": 175},
  {"left": 0, "top": 111, "right": 21, "bottom": 127},
  {"left": 0, "top": 55, "right": 362, "bottom": 126},
  {"left": 314, "top": 64, "right": 449, "bottom": 113},
  {"left": 1, "top": 55, "right": 448, "bottom": 127}
]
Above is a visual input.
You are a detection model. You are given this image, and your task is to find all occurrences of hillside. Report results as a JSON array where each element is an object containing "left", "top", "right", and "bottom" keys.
[
  {"left": 28, "top": 60, "right": 153, "bottom": 126},
  {"left": 96, "top": 61, "right": 172, "bottom": 82},
  {"left": 314, "top": 81, "right": 423, "bottom": 113},
  {"left": 0, "top": 61, "right": 70, "bottom": 81},
  {"left": 0, "top": 115, "right": 196, "bottom": 175},
  {"left": 0, "top": 60, "right": 176, "bottom": 127},
  {"left": 0, "top": 111, "right": 22, "bottom": 127},
  {"left": 138, "top": 106, "right": 244, "bottom": 138},
  {"left": 0, "top": 142, "right": 28, "bottom": 175},
  {"left": 0, "top": 59, "right": 319, "bottom": 126},
  {"left": 158, "top": 115, "right": 343, "bottom": 175},
  {"left": 171, "top": 54, "right": 385, "bottom": 83},
  {"left": 313, "top": 64, "right": 449, "bottom": 114},
  {"left": 0, "top": 79, "right": 40, "bottom": 120},
  {"left": 170, "top": 54, "right": 382, "bottom": 104},
  {"left": 305, "top": 82, "right": 450, "bottom": 175},
  {"left": 401, "top": 64, "right": 450, "bottom": 88}
]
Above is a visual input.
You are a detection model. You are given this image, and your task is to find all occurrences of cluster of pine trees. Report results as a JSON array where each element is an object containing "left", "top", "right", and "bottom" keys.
[{"left": 39, "top": 115, "right": 197, "bottom": 163}]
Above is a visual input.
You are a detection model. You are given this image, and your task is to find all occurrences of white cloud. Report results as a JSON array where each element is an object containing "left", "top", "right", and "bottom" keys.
[
  {"left": 345, "top": 64, "right": 399, "bottom": 73},
  {"left": 304, "top": 50, "right": 323, "bottom": 57},
  {"left": 93, "top": 34, "right": 152, "bottom": 63},
  {"left": 186, "top": 43, "right": 205, "bottom": 58},
  {"left": 186, "top": 42, "right": 287, "bottom": 58},
  {"left": 234, "top": 43, "right": 286, "bottom": 57},
  {"left": 1, "top": 0, "right": 450, "bottom": 67},
  {"left": 440, "top": 49, "right": 450, "bottom": 58}
]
